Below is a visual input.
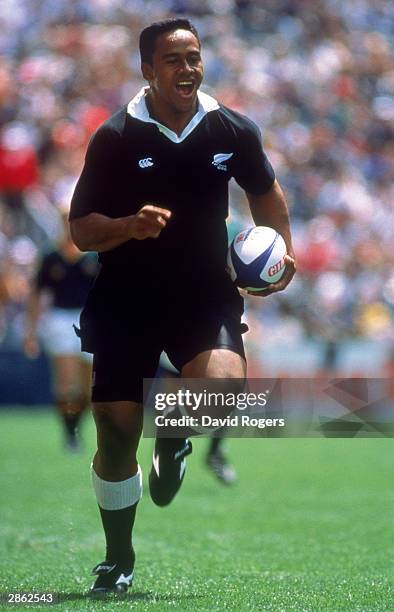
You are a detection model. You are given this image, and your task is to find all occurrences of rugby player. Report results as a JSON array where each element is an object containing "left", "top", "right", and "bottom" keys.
[
  {"left": 24, "top": 208, "right": 96, "bottom": 449},
  {"left": 69, "top": 18, "right": 296, "bottom": 593}
]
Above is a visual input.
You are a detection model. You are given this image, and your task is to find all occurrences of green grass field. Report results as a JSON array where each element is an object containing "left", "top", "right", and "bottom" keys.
[{"left": 0, "top": 409, "right": 393, "bottom": 611}]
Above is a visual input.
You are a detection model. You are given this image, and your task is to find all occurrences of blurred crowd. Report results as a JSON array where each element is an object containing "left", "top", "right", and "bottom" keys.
[{"left": 0, "top": 0, "right": 393, "bottom": 376}]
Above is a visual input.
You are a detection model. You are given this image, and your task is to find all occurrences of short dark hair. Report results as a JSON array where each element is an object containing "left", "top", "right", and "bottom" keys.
[{"left": 139, "top": 18, "right": 200, "bottom": 65}]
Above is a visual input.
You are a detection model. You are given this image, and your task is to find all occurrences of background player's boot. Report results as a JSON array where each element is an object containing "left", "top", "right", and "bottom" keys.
[
  {"left": 149, "top": 438, "right": 192, "bottom": 506},
  {"left": 206, "top": 447, "right": 236, "bottom": 484},
  {"left": 57, "top": 398, "right": 86, "bottom": 452},
  {"left": 90, "top": 558, "right": 134, "bottom": 594}
]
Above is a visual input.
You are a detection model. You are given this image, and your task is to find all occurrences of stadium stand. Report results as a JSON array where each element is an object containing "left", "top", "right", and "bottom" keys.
[{"left": 0, "top": 0, "right": 393, "bottom": 402}]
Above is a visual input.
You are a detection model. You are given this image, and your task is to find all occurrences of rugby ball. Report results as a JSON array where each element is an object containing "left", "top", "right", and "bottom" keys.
[{"left": 227, "top": 226, "right": 287, "bottom": 291}]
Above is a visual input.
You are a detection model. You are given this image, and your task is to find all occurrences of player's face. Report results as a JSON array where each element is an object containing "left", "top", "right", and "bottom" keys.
[{"left": 142, "top": 29, "right": 203, "bottom": 115}]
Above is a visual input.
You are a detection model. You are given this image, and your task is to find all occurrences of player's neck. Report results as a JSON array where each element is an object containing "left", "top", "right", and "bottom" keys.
[{"left": 145, "top": 91, "right": 198, "bottom": 137}]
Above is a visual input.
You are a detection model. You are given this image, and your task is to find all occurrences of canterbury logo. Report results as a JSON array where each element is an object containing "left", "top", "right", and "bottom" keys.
[
  {"left": 212, "top": 152, "right": 233, "bottom": 171},
  {"left": 138, "top": 157, "right": 154, "bottom": 168}
]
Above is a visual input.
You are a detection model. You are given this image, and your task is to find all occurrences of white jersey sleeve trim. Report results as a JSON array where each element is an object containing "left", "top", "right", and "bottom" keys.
[{"left": 127, "top": 87, "right": 219, "bottom": 144}]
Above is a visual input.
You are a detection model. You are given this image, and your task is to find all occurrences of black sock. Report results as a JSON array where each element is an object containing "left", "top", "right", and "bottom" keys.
[
  {"left": 99, "top": 503, "right": 138, "bottom": 569},
  {"left": 57, "top": 399, "right": 87, "bottom": 436},
  {"left": 208, "top": 435, "right": 224, "bottom": 455},
  {"left": 63, "top": 412, "right": 80, "bottom": 436}
]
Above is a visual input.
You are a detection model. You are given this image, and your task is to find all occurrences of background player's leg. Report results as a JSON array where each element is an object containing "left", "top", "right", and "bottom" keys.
[
  {"left": 52, "top": 354, "right": 89, "bottom": 449},
  {"left": 206, "top": 433, "right": 237, "bottom": 484},
  {"left": 91, "top": 401, "right": 143, "bottom": 592}
]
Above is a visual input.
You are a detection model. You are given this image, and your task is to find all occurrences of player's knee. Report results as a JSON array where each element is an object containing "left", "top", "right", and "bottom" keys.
[
  {"left": 93, "top": 404, "right": 141, "bottom": 449},
  {"left": 209, "top": 377, "right": 246, "bottom": 399},
  {"left": 56, "top": 387, "right": 83, "bottom": 402},
  {"left": 196, "top": 368, "right": 246, "bottom": 395},
  {"left": 56, "top": 393, "right": 89, "bottom": 414},
  {"left": 182, "top": 349, "right": 246, "bottom": 381}
]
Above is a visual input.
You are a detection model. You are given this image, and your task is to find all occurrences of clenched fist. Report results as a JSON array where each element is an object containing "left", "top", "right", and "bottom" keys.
[{"left": 129, "top": 204, "right": 172, "bottom": 240}]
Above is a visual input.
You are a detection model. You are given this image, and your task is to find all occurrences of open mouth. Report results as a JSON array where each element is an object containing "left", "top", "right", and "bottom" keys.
[{"left": 175, "top": 81, "right": 195, "bottom": 97}]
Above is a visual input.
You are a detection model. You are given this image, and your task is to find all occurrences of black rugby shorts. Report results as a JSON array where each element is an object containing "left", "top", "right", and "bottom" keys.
[{"left": 90, "top": 308, "right": 248, "bottom": 404}]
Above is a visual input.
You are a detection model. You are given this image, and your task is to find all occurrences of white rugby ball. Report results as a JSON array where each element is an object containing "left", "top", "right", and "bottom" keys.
[{"left": 227, "top": 226, "right": 287, "bottom": 291}]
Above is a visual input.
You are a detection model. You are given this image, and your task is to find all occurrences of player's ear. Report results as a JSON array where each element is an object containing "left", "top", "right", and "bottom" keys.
[{"left": 141, "top": 62, "right": 154, "bottom": 81}]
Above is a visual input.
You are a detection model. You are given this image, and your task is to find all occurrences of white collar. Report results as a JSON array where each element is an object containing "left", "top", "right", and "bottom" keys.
[{"left": 127, "top": 86, "right": 219, "bottom": 144}]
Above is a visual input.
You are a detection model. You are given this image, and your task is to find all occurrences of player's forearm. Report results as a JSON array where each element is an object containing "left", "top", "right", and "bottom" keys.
[
  {"left": 69, "top": 213, "right": 134, "bottom": 252},
  {"left": 258, "top": 204, "right": 294, "bottom": 258},
  {"left": 247, "top": 180, "right": 295, "bottom": 257},
  {"left": 70, "top": 206, "right": 172, "bottom": 252}
]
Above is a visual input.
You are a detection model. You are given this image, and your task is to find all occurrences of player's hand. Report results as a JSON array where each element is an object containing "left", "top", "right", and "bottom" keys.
[
  {"left": 247, "top": 254, "right": 296, "bottom": 297},
  {"left": 129, "top": 204, "right": 172, "bottom": 240}
]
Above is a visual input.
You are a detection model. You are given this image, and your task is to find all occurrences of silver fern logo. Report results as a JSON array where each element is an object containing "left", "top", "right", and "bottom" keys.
[{"left": 212, "top": 152, "right": 233, "bottom": 171}]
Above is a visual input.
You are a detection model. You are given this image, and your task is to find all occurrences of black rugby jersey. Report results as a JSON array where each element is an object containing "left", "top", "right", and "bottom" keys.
[
  {"left": 70, "top": 88, "right": 275, "bottom": 296},
  {"left": 35, "top": 250, "right": 98, "bottom": 309}
]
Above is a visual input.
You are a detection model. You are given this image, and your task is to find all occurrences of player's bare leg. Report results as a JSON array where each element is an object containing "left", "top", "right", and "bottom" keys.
[
  {"left": 90, "top": 401, "right": 143, "bottom": 593},
  {"left": 52, "top": 355, "right": 91, "bottom": 450},
  {"left": 183, "top": 349, "right": 245, "bottom": 485},
  {"left": 182, "top": 348, "right": 246, "bottom": 379},
  {"left": 149, "top": 349, "right": 245, "bottom": 505}
]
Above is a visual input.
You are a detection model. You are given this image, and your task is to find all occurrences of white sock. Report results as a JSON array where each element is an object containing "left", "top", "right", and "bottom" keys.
[{"left": 91, "top": 465, "right": 143, "bottom": 510}]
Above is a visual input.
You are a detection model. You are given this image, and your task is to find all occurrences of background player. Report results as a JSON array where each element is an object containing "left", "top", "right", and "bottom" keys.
[
  {"left": 24, "top": 207, "right": 97, "bottom": 449},
  {"left": 69, "top": 18, "right": 295, "bottom": 593}
]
